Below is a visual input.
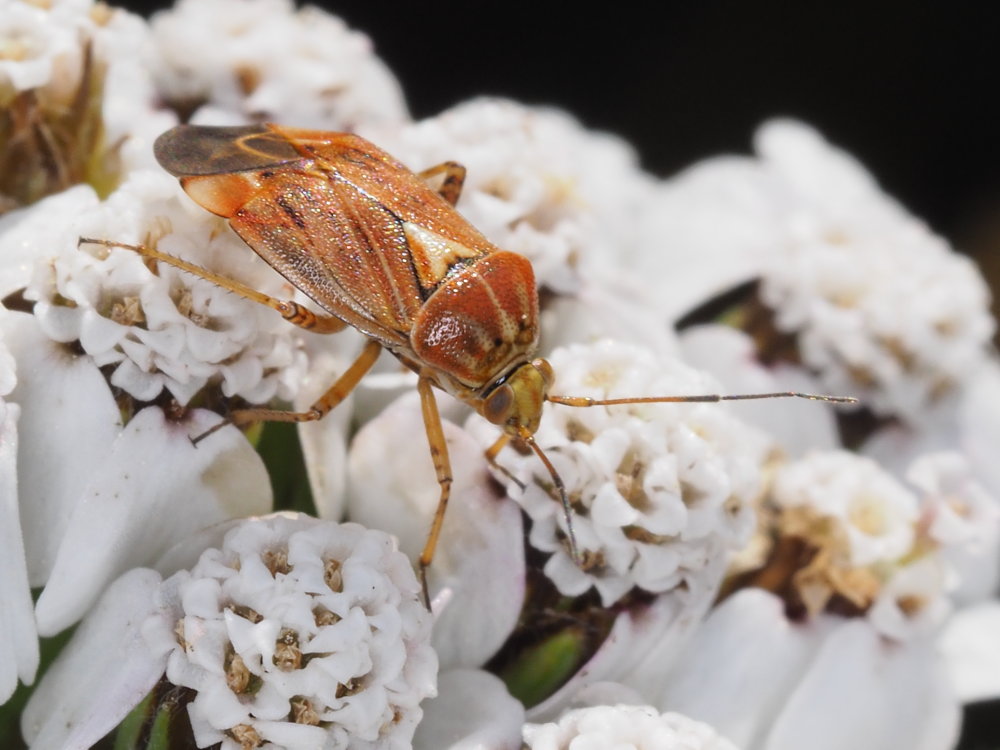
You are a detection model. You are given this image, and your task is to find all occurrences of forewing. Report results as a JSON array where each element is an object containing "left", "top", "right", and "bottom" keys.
[
  {"left": 229, "top": 170, "right": 423, "bottom": 346},
  {"left": 272, "top": 126, "right": 501, "bottom": 256}
]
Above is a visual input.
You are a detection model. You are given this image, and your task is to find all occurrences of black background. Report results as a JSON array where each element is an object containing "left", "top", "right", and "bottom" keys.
[{"left": 118, "top": 1, "right": 1000, "bottom": 745}]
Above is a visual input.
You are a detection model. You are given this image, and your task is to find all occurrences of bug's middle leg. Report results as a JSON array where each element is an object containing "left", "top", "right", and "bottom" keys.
[
  {"left": 415, "top": 373, "right": 454, "bottom": 608},
  {"left": 417, "top": 161, "right": 466, "bottom": 207},
  {"left": 79, "top": 237, "right": 348, "bottom": 334},
  {"left": 222, "top": 339, "right": 382, "bottom": 430}
]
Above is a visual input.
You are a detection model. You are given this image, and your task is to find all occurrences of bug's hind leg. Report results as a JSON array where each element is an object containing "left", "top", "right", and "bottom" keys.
[
  {"left": 417, "top": 161, "right": 466, "bottom": 206},
  {"left": 78, "top": 237, "right": 348, "bottom": 334}
]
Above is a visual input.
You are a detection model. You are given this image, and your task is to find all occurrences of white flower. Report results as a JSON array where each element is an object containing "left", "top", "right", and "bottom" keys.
[
  {"left": 468, "top": 339, "right": 769, "bottom": 606},
  {"left": 635, "top": 120, "right": 994, "bottom": 426},
  {"left": 739, "top": 449, "right": 968, "bottom": 640},
  {"left": 0, "top": 0, "right": 79, "bottom": 96},
  {"left": 0, "top": 326, "right": 37, "bottom": 703},
  {"left": 655, "top": 589, "right": 959, "bottom": 750},
  {"left": 145, "top": 513, "right": 437, "bottom": 750},
  {"left": 523, "top": 704, "right": 739, "bottom": 750},
  {"left": 3, "top": 212, "right": 277, "bottom": 633},
  {"left": 866, "top": 555, "right": 950, "bottom": 642},
  {"left": 0, "top": 0, "right": 172, "bottom": 199},
  {"left": 941, "top": 601, "right": 1000, "bottom": 703},
  {"left": 22, "top": 173, "right": 309, "bottom": 406},
  {"left": 755, "top": 120, "right": 995, "bottom": 424},
  {"left": 772, "top": 450, "right": 918, "bottom": 568},
  {"left": 149, "top": 0, "right": 407, "bottom": 131},
  {"left": 21, "top": 568, "right": 173, "bottom": 750},
  {"left": 382, "top": 98, "right": 656, "bottom": 296},
  {"left": 906, "top": 451, "right": 1000, "bottom": 604},
  {"left": 23, "top": 394, "right": 271, "bottom": 635},
  {"left": 631, "top": 156, "right": 790, "bottom": 323},
  {"left": 413, "top": 669, "right": 525, "bottom": 750},
  {"left": 21, "top": 515, "right": 437, "bottom": 750},
  {"left": 861, "top": 362, "right": 1000, "bottom": 602}
]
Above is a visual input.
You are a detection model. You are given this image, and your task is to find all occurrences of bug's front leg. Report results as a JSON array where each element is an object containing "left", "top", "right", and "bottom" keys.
[
  {"left": 78, "top": 238, "right": 348, "bottom": 334},
  {"left": 483, "top": 433, "right": 525, "bottom": 490},
  {"left": 415, "top": 373, "right": 454, "bottom": 609},
  {"left": 417, "top": 161, "right": 466, "bottom": 207}
]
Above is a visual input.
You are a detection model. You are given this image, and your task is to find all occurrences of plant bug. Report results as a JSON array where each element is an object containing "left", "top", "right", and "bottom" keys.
[{"left": 82, "top": 123, "right": 855, "bottom": 606}]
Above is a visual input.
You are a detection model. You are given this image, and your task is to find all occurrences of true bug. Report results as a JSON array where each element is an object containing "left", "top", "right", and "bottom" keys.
[{"left": 82, "top": 124, "right": 854, "bottom": 604}]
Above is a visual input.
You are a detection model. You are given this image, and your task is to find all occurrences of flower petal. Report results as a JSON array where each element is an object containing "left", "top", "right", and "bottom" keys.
[
  {"left": 0, "top": 400, "right": 39, "bottom": 702},
  {"left": 941, "top": 601, "right": 1000, "bottom": 703},
  {"left": 633, "top": 156, "right": 787, "bottom": 323},
  {"left": 763, "top": 620, "right": 959, "bottom": 750},
  {"left": 413, "top": 669, "right": 524, "bottom": 750},
  {"left": 655, "top": 589, "right": 829, "bottom": 747},
  {"left": 347, "top": 393, "right": 525, "bottom": 668},
  {"left": 0, "top": 311, "right": 122, "bottom": 586},
  {"left": 35, "top": 407, "right": 271, "bottom": 634},
  {"left": 21, "top": 568, "right": 168, "bottom": 750},
  {"left": 0, "top": 186, "right": 99, "bottom": 299}
]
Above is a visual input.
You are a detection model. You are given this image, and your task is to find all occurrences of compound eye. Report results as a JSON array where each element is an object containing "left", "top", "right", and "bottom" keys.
[
  {"left": 532, "top": 358, "right": 554, "bottom": 387},
  {"left": 483, "top": 383, "right": 515, "bottom": 425}
]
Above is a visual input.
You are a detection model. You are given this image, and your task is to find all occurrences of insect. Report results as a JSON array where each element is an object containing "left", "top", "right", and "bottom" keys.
[{"left": 83, "top": 124, "right": 854, "bottom": 606}]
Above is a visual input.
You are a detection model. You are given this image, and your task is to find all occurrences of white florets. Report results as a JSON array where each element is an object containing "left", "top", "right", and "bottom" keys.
[
  {"left": 0, "top": 0, "right": 80, "bottom": 97},
  {"left": 21, "top": 171, "right": 308, "bottom": 406},
  {"left": 469, "top": 340, "right": 769, "bottom": 605},
  {"left": 755, "top": 120, "right": 995, "bottom": 423},
  {"left": 383, "top": 98, "right": 655, "bottom": 295},
  {"left": 769, "top": 449, "right": 971, "bottom": 639},
  {"left": 908, "top": 451, "right": 999, "bottom": 549},
  {"left": 772, "top": 450, "right": 918, "bottom": 567},
  {"left": 905, "top": 451, "right": 1000, "bottom": 608},
  {"left": 0, "top": 0, "right": 170, "bottom": 185},
  {"left": 522, "top": 704, "right": 739, "bottom": 750},
  {"left": 149, "top": 0, "right": 407, "bottom": 130},
  {"left": 148, "top": 514, "right": 436, "bottom": 750}
]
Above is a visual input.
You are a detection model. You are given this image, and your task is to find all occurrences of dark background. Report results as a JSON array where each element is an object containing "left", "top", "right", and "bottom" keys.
[{"left": 119, "top": 1, "right": 1000, "bottom": 745}]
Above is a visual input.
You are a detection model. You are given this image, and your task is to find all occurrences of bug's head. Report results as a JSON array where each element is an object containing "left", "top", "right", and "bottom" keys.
[{"left": 480, "top": 357, "right": 554, "bottom": 438}]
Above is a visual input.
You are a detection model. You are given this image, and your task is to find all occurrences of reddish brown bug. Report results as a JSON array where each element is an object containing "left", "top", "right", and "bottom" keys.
[{"left": 82, "top": 123, "right": 854, "bottom": 604}]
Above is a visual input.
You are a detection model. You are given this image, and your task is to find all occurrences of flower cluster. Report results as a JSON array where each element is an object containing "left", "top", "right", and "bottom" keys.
[
  {"left": 18, "top": 172, "right": 308, "bottom": 406},
  {"left": 147, "top": 515, "right": 436, "bottom": 750},
  {"left": 755, "top": 123, "right": 995, "bottom": 424},
  {"left": 468, "top": 339, "right": 769, "bottom": 606},
  {"left": 523, "top": 704, "right": 739, "bottom": 750},
  {"left": 0, "top": 0, "right": 169, "bottom": 207},
  {"left": 148, "top": 0, "right": 407, "bottom": 130},
  {"left": 733, "top": 449, "right": 993, "bottom": 640}
]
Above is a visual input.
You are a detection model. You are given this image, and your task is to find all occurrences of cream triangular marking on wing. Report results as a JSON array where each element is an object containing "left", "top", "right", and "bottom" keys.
[{"left": 403, "top": 221, "right": 485, "bottom": 291}]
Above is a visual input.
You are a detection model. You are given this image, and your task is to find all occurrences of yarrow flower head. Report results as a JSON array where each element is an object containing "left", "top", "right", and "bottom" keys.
[
  {"left": 383, "top": 98, "right": 654, "bottom": 296},
  {"left": 146, "top": 514, "right": 437, "bottom": 750},
  {"left": 731, "top": 448, "right": 992, "bottom": 639},
  {"left": 19, "top": 171, "right": 309, "bottom": 407},
  {"left": 0, "top": 0, "right": 169, "bottom": 209},
  {"left": 148, "top": 0, "right": 408, "bottom": 130},
  {"left": 469, "top": 339, "right": 770, "bottom": 606},
  {"left": 523, "top": 704, "right": 739, "bottom": 750},
  {"left": 752, "top": 121, "right": 995, "bottom": 424}
]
